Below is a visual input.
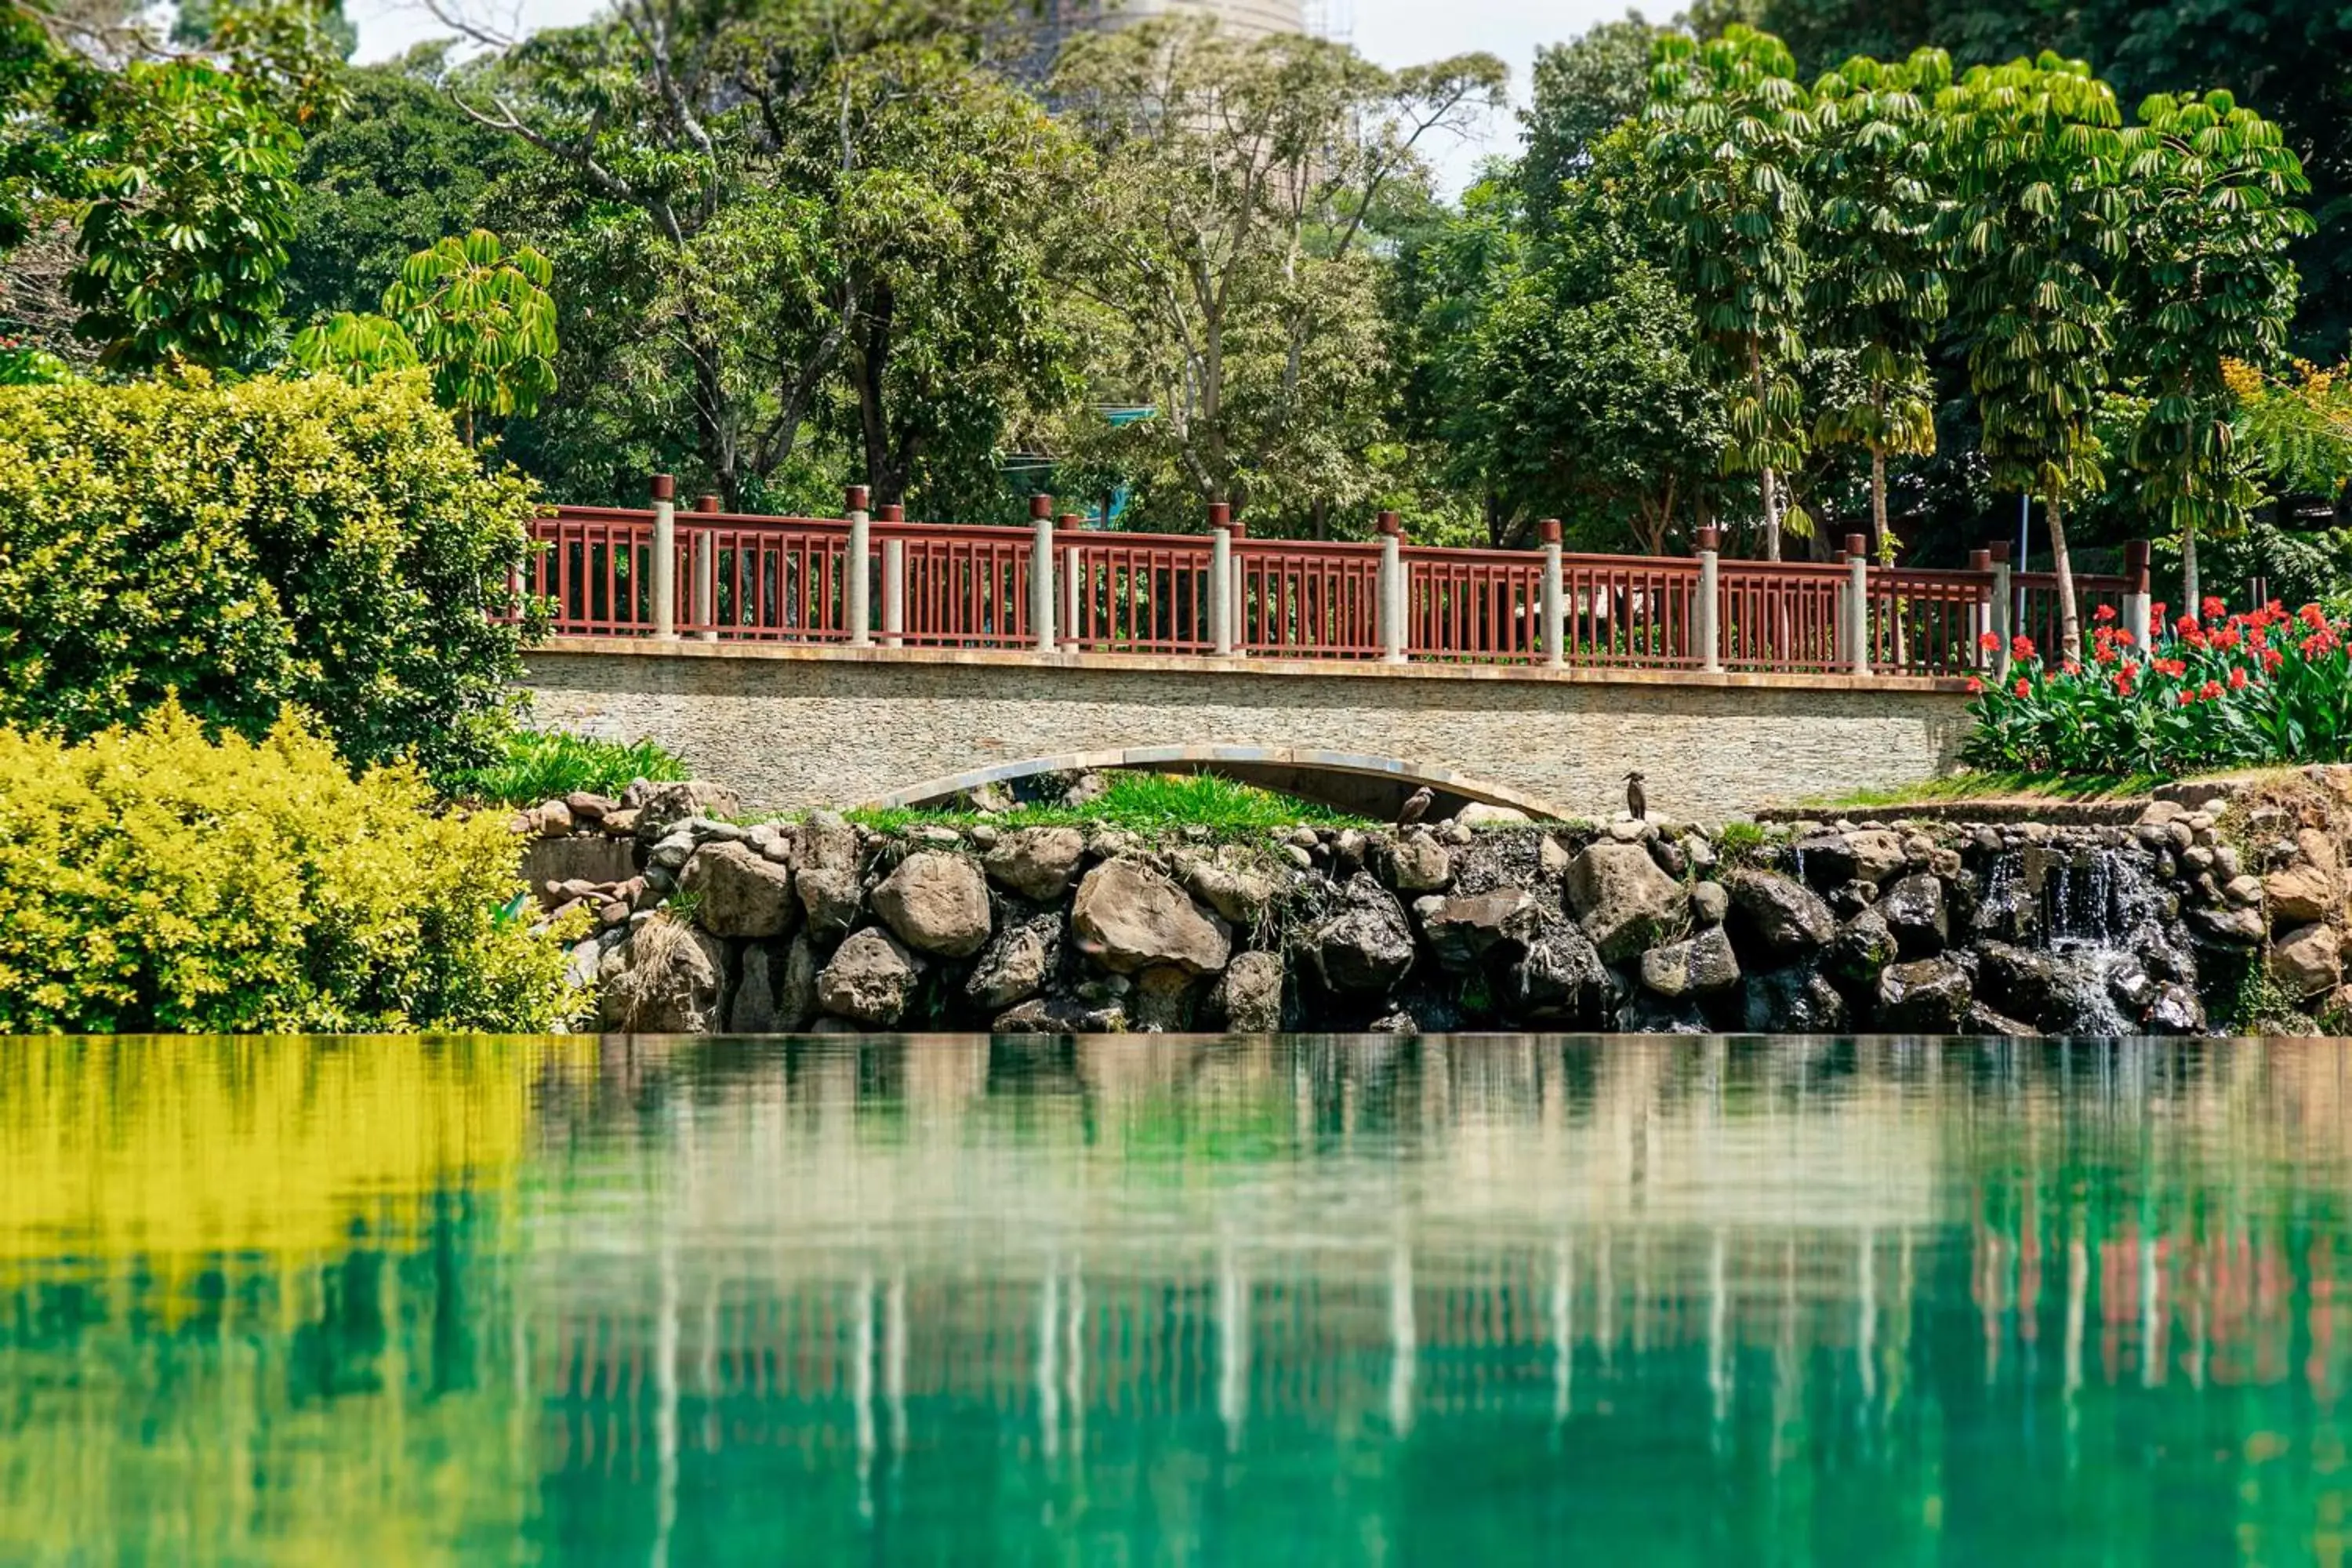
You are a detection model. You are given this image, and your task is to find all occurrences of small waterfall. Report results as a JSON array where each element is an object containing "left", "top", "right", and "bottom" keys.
[{"left": 1975, "top": 838, "right": 2193, "bottom": 1035}]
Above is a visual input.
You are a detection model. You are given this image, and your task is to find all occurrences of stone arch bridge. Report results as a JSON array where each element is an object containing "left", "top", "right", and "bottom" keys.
[{"left": 520, "top": 640, "right": 1974, "bottom": 824}]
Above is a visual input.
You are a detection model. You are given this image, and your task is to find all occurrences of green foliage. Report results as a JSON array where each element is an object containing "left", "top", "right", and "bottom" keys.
[
  {"left": 447, "top": 729, "right": 689, "bottom": 808},
  {"left": 1519, "top": 13, "right": 1668, "bottom": 222},
  {"left": 1645, "top": 24, "right": 1818, "bottom": 557},
  {"left": 2116, "top": 92, "right": 2312, "bottom": 603},
  {"left": 0, "top": 371, "right": 540, "bottom": 782},
  {"left": 1966, "top": 600, "right": 2352, "bottom": 775},
  {"left": 845, "top": 771, "right": 1373, "bottom": 837},
  {"left": 0, "top": 704, "right": 584, "bottom": 1036}
]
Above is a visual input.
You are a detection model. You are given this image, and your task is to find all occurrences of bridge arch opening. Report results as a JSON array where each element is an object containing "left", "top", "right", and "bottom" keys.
[{"left": 860, "top": 746, "right": 1567, "bottom": 822}]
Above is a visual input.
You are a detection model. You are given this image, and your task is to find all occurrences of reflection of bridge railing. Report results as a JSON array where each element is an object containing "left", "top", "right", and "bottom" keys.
[{"left": 521, "top": 482, "right": 2151, "bottom": 680}]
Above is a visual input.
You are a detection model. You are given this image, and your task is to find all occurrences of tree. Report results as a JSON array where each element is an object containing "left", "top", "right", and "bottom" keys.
[
  {"left": 2117, "top": 89, "right": 2311, "bottom": 609},
  {"left": 1936, "top": 52, "right": 2127, "bottom": 661},
  {"left": 1050, "top": 17, "right": 1505, "bottom": 525},
  {"left": 1519, "top": 13, "right": 1667, "bottom": 223},
  {"left": 1806, "top": 46, "right": 1950, "bottom": 558},
  {"left": 1645, "top": 24, "right": 1817, "bottom": 559}
]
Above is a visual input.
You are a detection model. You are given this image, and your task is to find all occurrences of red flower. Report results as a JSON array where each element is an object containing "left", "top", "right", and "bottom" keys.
[
  {"left": 2095, "top": 644, "right": 2118, "bottom": 665},
  {"left": 2302, "top": 603, "right": 2329, "bottom": 630},
  {"left": 2013, "top": 677, "right": 2031, "bottom": 697},
  {"left": 2152, "top": 602, "right": 2169, "bottom": 625},
  {"left": 1965, "top": 677, "right": 1984, "bottom": 695},
  {"left": 2200, "top": 680, "right": 2223, "bottom": 700},
  {"left": 2263, "top": 647, "right": 2285, "bottom": 672},
  {"left": 2229, "top": 667, "right": 2249, "bottom": 690},
  {"left": 2201, "top": 596, "right": 2227, "bottom": 622},
  {"left": 2177, "top": 688, "right": 2198, "bottom": 706},
  {"left": 1977, "top": 630, "right": 2002, "bottom": 653},
  {"left": 2010, "top": 634, "right": 2037, "bottom": 662},
  {"left": 2094, "top": 603, "right": 2118, "bottom": 623},
  {"left": 2210, "top": 626, "right": 2241, "bottom": 652},
  {"left": 2063, "top": 659, "right": 2082, "bottom": 675},
  {"left": 2154, "top": 658, "right": 2188, "bottom": 678},
  {"left": 2115, "top": 667, "right": 2137, "bottom": 695},
  {"left": 2176, "top": 615, "right": 2201, "bottom": 637},
  {"left": 2115, "top": 628, "right": 2136, "bottom": 648}
]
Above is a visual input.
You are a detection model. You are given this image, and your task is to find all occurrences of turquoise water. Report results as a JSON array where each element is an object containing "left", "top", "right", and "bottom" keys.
[{"left": 4, "top": 1035, "right": 2351, "bottom": 1563}]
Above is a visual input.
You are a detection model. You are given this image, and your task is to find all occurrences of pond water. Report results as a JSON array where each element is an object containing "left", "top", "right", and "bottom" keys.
[{"left": 4, "top": 1035, "right": 2351, "bottom": 1564}]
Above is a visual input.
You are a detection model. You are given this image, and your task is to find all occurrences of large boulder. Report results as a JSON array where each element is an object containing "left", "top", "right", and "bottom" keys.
[
  {"left": 1416, "top": 889, "right": 1535, "bottom": 972},
  {"left": 1311, "top": 875, "right": 1417, "bottom": 995},
  {"left": 633, "top": 780, "right": 741, "bottom": 840},
  {"left": 1171, "top": 847, "right": 1280, "bottom": 925},
  {"left": 1639, "top": 927, "right": 1742, "bottom": 999},
  {"left": 1206, "top": 951, "right": 1285, "bottom": 1032},
  {"left": 815, "top": 927, "right": 925, "bottom": 1025},
  {"left": 965, "top": 909, "right": 1062, "bottom": 1011},
  {"left": 871, "top": 852, "right": 993, "bottom": 957},
  {"left": 994, "top": 994, "right": 1127, "bottom": 1034},
  {"left": 799, "top": 809, "right": 860, "bottom": 871},
  {"left": 597, "top": 917, "right": 726, "bottom": 1033},
  {"left": 1071, "top": 859, "right": 1232, "bottom": 976},
  {"left": 2266, "top": 856, "right": 2341, "bottom": 925},
  {"left": 1564, "top": 841, "right": 1690, "bottom": 963},
  {"left": 2270, "top": 923, "right": 2344, "bottom": 1000},
  {"left": 1828, "top": 908, "right": 1900, "bottom": 989},
  {"left": 983, "top": 826, "right": 1087, "bottom": 902},
  {"left": 1740, "top": 964, "right": 1849, "bottom": 1032},
  {"left": 731, "top": 934, "right": 817, "bottom": 1033},
  {"left": 1497, "top": 907, "right": 1609, "bottom": 1025},
  {"left": 1724, "top": 869, "right": 1838, "bottom": 957},
  {"left": 1876, "top": 873, "right": 1950, "bottom": 958},
  {"left": 1386, "top": 835, "right": 1454, "bottom": 894},
  {"left": 679, "top": 841, "right": 797, "bottom": 938},
  {"left": 797, "top": 863, "right": 864, "bottom": 941},
  {"left": 1877, "top": 956, "right": 1973, "bottom": 1033}
]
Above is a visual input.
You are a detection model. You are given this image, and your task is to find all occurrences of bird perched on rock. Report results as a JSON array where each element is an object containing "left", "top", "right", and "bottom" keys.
[
  {"left": 1396, "top": 786, "right": 1434, "bottom": 830},
  {"left": 1624, "top": 771, "right": 1647, "bottom": 822}
]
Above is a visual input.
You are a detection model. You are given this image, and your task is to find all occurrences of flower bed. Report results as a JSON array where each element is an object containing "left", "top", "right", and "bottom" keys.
[{"left": 1965, "top": 598, "right": 2352, "bottom": 775}]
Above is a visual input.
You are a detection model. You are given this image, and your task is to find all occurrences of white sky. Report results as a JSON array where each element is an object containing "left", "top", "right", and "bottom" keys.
[{"left": 345, "top": 0, "right": 1638, "bottom": 191}]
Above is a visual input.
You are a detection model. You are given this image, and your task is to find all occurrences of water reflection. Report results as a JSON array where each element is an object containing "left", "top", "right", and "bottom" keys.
[{"left": 2, "top": 1035, "right": 2350, "bottom": 1564}]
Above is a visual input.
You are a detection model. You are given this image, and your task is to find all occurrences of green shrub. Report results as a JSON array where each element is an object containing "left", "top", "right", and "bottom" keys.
[
  {"left": 1965, "top": 597, "right": 2352, "bottom": 776},
  {"left": 0, "top": 704, "right": 585, "bottom": 1035},
  {"left": 446, "top": 728, "right": 690, "bottom": 807},
  {"left": 0, "top": 370, "right": 542, "bottom": 782}
]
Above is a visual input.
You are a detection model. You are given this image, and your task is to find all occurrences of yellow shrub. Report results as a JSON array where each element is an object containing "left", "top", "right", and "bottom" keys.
[{"left": 0, "top": 705, "right": 586, "bottom": 1034}]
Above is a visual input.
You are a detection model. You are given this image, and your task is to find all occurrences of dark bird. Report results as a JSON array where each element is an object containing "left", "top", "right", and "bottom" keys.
[
  {"left": 1625, "top": 771, "right": 1647, "bottom": 822},
  {"left": 1396, "top": 786, "right": 1434, "bottom": 830}
]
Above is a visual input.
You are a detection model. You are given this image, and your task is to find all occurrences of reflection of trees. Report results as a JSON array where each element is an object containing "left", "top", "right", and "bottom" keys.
[{"left": 5, "top": 1036, "right": 2352, "bottom": 1559}]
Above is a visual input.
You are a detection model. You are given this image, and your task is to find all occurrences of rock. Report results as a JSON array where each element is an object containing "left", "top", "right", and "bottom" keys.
[
  {"left": 966, "top": 781, "right": 1017, "bottom": 815},
  {"left": 597, "top": 917, "right": 726, "bottom": 1033},
  {"left": 679, "top": 841, "right": 797, "bottom": 938},
  {"left": 1388, "top": 835, "right": 1454, "bottom": 893},
  {"left": 799, "top": 809, "right": 859, "bottom": 870},
  {"left": 1607, "top": 818, "right": 1648, "bottom": 844},
  {"left": 994, "top": 995, "right": 1125, "bottom": 1034},
  {"left": 1648, "top": 837, "right": 1687, "bottom": 878},
  {"left": 634, "top": 780, "right": 741, "bottom": 840},
  {"left": 1639, "top": 927, "right": 1741, "bottom": 999},
  {"left": 1310, "top": 875, "right": 1417, "bottom": 995},
  {"left": 599, "top": 900, "right": 630, "bottom": 927},
  {"left": 1538, "top": 836, "right": 1572, "bottom": 878},
  {"left": 536, "top": 800, "right": 575, "bottom": 838},
  {"left": 601, "top": 808, "right": 640, "bottom": 837},
  {"left": 2137, "top": 799, "right": 2188, "bottom": 827},
  {"left": 982, "top": 826, "right": 1087, "bottom": 902},
  {"left": 1498, "top": 908, "right": 1609, "bottom": 1024},
  {"left": 1877, "top": 873, "right": 1950, "bottom": 957},
  {"left": 1564, "top": 842, "right": 1690, "bottom": 964},
  {"left": 1206, "top": 951, "right": 1285, "bottom": 1032},
  {"left": 1690, "top": 880, "right": 1730, "bottom": 927},
  {"left": 968, "top": 824, "right": 1000, "bottom": 850},
  {"left": 2265, "top": 861, "right": 2339, "bottom": 924},
  {"left": 1062, "top": 771, "right": 1110, "bottom": 808},
  {"left": 1131, "top": 966, "right": 1200, "bottom": 1032},
  {"left": 1724, "top": 868, "right": 1838, "bottom": 957},
  {"left": 1741, "top": 965, "right": 1849, "bottom": 1032},
  {"left": 871, "top": 852, "right": 993, "bottom": 958},
  {"left": 815, "top": 928, "right": 924, "bottom": 1025},
  {"left": 1283, "top": 845, "right": 1314, "bottom": 870},
  {"left": 2270, "top": 924, "right": 2343, "bottom": 999},
  {"left": 565, "top": 791, "right": 616, "bottom": 822},
  {"left": 1417, "top": 889, "right": 1535, "bottom": 972},
  {"left": 965, "top": 910, "right": 1062, "bottom": 1011},
  {"left": 1071, "top": 859, "right": 1231, "bottom": 976},
  {"left": 2188, "top": 902, "right": 2267, "bottom": 946},
  {"left": 648, "top": 833, "right": 695, "bottom": 873},
  {"left": 1682, "top": 834, "right": 1719, "bottom": 873},
  {"left": 1368, "top": 1010, "right": 1421, "bottom": 1034},
  {"left": 1876, "top": 957, "right": 1973, "bottom": 1033},
  {"left": 1966, "top": 1001, "right": 2039, "bottom": 1036},
  {"left": 2224, "top": 873, "right": 2267, "bottom": 907},
  {"left": 1454, "top": 803, "right": 1531, "bottom": 828},
  {"left": 796, "top": 864, "right": 863, "bottom": 940},
  {"left": 731, "top": 935, "right": 817, "bottom": 1033},
  {"left": 1172, "top": 847, "right": 1280, "bottom": 925},
  {"left": 1828, "top": 908, "right": 1900, "bottom": 989},
  {"left": 2145, "top": 982, "right": 2207, "bottom": 1036},
  {"left": 564, "top": 937, "right": 601, "bottom": 993}
]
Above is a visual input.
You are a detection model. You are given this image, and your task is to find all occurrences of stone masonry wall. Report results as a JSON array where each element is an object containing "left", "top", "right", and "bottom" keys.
[{"left": 521, "top": 641, "right": 1973, "bottom": 825}]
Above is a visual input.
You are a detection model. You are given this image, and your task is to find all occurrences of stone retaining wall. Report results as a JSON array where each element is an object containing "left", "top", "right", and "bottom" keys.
[
  {"left": 519, "top": 641, "right": 1974, "bottom": 824},
  {"left": 524, "top": 770, "right": 2352, "bottom": 1039}
]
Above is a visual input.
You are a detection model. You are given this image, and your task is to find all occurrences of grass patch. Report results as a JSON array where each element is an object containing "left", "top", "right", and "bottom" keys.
[
  {"left": 844, "top": 771, "right": 1375, "bottom": 837},
  {"left": 447, "top": 728, "right": 689, "bottom": 807},
  {"left": 1809, "top": 769, "right": 2175, "bottom": 811}
]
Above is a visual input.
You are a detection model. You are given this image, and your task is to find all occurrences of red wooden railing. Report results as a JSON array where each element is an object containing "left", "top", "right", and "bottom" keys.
[{"left": 524, "top": 491, "right": 2151, "bottom": 682}]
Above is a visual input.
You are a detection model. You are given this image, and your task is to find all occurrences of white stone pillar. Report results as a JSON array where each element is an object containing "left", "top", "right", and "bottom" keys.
[
  {"left": 2124, "top": 539, "right": 2153, "bottom": 652},
  {"left": 1029, "top": 495, "right": 1057, "bottom": 652},
  {"left": 845, "top": 486, "right": 873, "bottom": 648},
  {"left": 1989, "top": 546, "right": 2014, "bottom": 679},
  {"left": 692, "top": 495, "right": 719, "bottom": 643},
  {"left": 880, "top": 536, "right": 905, "bottom": 647},
  {"left": 1378, "top": 510, "right": 1407, "bottom": 665},
  {"left": 1209, "top": 502, "right": 1235, "bottom": 656},
  {"left": 1695, "top": 525, "right": 1722, "bottom": 675},
  {"left": 650, "top": 474, "right": 676, "bottom": 638},
  {"left": 1846, "top": 532, "right": 1871, "bottom": 677},
  {"left": 1540, "top": 517, "right": 1565, "bottom": 670}
]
